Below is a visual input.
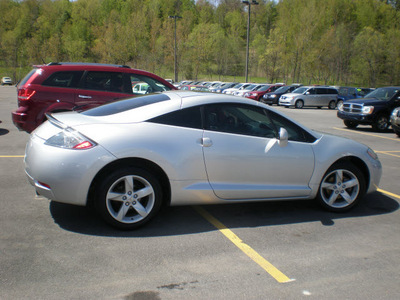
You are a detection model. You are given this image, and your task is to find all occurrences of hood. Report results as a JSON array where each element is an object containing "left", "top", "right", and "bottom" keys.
[{"left": 345, "top": 97, "right": 387, "bottom": 106}]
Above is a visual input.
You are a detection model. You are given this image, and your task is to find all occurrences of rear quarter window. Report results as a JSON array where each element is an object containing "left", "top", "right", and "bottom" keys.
[{"left": 42, "top": 71, "right": 84, "bottom": 88}]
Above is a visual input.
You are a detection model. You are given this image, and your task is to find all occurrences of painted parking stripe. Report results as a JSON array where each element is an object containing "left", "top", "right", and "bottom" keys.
[
  {"left": 0, "top": 155, "right": 24, "bottom": 157},
  {"left": 378, "top": 188, "right": 400, "bottom": 200},
  {"left": 375, "top": 151, "right": 400, "bottom": 158},
  {"left": 333, "top": 127, "right": 399, "bottom": 141},
  {"left": 194, "top": 206, "right": 294, "bottom": 283}
]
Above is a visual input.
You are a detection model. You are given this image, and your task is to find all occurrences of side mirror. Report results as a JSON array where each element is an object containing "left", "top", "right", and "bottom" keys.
[
  {"left": 305, "top": 92, "right": 310, "bottom": 95},
  {"left": 278, "top": 128, "right": 288, "bottom": 147}
]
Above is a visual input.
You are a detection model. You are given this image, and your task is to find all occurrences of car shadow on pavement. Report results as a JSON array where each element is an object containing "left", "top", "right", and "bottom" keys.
[
  {"left": 0, "top": 128, "right": 9, "bottom": 136},
  {"left": 49, "top": 191, "right": 398, "bottom": 237}
]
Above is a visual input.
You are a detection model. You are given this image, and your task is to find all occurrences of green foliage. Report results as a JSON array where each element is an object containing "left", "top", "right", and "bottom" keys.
[{"left": 0, "top": 0, "right": 399, "bottom": 86}]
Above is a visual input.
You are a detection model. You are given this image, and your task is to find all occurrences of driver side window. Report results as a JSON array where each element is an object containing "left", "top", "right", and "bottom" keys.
[{"left": 204, "top": 103, "right": 277, "bottom": 138}]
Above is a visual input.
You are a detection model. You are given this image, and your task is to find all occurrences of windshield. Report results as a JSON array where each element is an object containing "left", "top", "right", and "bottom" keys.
[
  {"left": 365, "top": 87, "right": 398, "bottom": 101},
  {"left": 274, "top": 86, "right": 290, "bottom": 93},
  {"left": 242, "top": 84, "right": 256, "bottom": 90},
  {"left": 292, "top": 87, "right": 308, "bottom": 94},
  {"left": 231, "top": 83, "right": 243, "bottom": 89},
  {"left": 255, "top": 85, "right": 270, "bottom": 91}
]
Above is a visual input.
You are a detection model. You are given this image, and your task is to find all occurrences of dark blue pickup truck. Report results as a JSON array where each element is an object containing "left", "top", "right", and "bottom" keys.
[{"left": 337, "top": 87, "right": 400, "bottom": 132}]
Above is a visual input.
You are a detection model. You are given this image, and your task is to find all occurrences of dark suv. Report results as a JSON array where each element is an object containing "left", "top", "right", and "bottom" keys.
[
  {"left": 12, "top": 62, "right": 176, "bottom": 133},
  {"left": 337, "top": 87, "right": 400, "bottom": 132}
]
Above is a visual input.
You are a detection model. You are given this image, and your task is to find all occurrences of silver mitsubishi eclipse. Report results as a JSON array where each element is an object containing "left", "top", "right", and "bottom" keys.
[{"left": 25, "top": 91, "right": 382, "bottom": 229}]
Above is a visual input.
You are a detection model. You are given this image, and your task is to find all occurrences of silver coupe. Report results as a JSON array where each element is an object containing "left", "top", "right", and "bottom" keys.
[{"left": 25, "top": 91, "right": 382, "bottom": 229}]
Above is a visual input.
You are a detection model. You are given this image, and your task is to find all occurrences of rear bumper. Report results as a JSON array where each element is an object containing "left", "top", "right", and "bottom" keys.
[{"left": 11, "top": 110, "right": 35, "bottom": 132}]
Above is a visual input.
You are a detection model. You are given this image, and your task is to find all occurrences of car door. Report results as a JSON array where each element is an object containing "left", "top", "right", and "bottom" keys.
[
  {"left": 202, "top": 103, "right": 315, "bottom": 200},
  {"left": 75, "top": 71, "right": 132, "bottom": 110}
]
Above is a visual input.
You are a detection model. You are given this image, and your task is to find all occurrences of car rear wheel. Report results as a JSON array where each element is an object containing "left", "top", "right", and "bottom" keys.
[
  {"left": 344, "top": 120, "right": 358, "bottom": 129},
  {"left": 95, "top": 167, "right": 163, "bottom": 230},
  {"left": 328, "top": 100, "right": 336, "bottom": 110},
  {"left": 295, "top": 100, "right": 304, "bottom": 109},
  {"left": 317, "top": 162, "right": 365, "bottom": 212},
  {"left": 372, "top": 114, "right": 389, "bottom": 132}
]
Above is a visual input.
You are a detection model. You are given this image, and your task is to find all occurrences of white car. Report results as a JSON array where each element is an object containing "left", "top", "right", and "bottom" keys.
[
  {"left": 223, "top": 83, "right": 252, "bottom": 95},
  {"left": 234, "top": 84, "right": 267, "bottom": 97},
  {"left": 1, "top": 77, "right": 12, "bottom": 85},
  {"left": 25, "top": 91, "right": 382, "bottom": 229}
]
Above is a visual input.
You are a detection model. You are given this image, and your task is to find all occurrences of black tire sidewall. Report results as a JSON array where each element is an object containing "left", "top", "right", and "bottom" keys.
[
  {"left": 295, "top": 100, "right": 304, "bottom": 109},
  {"left": 95, "top": 167, "right": 163, "bottom": 230}
]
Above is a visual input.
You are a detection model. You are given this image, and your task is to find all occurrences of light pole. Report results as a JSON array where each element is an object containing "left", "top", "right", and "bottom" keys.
[
  {"left": 242, "top": 1, "right": 258, "bottom": 83},
  {"left": 169, "top": 15, "right": 182, "bottom": 83}
]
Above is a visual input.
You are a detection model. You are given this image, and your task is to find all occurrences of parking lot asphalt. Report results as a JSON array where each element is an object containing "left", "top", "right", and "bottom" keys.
[{"left": 1, "top": 86, "right": 399, "bottom": 300}]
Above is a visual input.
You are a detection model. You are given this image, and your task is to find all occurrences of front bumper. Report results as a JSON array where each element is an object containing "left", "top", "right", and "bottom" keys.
[{"left": 337, "top": 111, "right": 374, "bottom": 125}]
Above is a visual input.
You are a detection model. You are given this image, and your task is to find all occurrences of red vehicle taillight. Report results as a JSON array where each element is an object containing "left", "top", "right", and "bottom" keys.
[{"left": 18, "top": 88, "right": 36, "bottom": 101}]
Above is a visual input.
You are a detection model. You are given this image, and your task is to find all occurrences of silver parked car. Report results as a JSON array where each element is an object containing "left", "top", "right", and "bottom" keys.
[
  {"left": 279, "top": 86, "right": 338, "bottom": 109},
  {"left": 25, "top": 91, "right": 382, "bottom": 229},
  {"left": 390, "top": 107, "right": 400, "bottom": 137}
]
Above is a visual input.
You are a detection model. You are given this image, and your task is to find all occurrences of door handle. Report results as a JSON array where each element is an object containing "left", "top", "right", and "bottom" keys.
[
  {"left": 78, "top": 95, "right": 92, "bottom": 99},
  {"left": 201, "top": 137, "right": 213, "bottom": 147}
]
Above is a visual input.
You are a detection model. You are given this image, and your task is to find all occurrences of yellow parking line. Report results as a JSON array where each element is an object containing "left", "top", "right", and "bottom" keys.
[
  {"left": 194, "top": 206, "right": 293, "bottom": 283},
  {"left": 375, "top": 151, "right": 400, "bottom": 158},
  {"left": 0, "top": 155, "right": 24, "bottom": 158},
  {"left": 378, "top": 188, "right": 400, "bottom": 200},
  {"left": 333, "top": 127, "right": 399, "bottom": 141}
]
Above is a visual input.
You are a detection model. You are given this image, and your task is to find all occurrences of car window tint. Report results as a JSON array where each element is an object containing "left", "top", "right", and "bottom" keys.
[
  {"left": 268, "top": 110, "right": 316, "bottom": 143},
  {"left": 204, "top": 103, "right": 276, "bottom": 138},
  {"left": 82, "top": 94, "right": 171, "bottom": 116},
  {"left": 83, "top": 71, "right": 126, "bottom": 93},
  {"left": 42, "top": 71, "right": 84, "bottom": 88},
  {"left": 130, "top": 75, "right": 171, "bottom": 95},
  {"left": 148, "top": 106, "right": 202, "bottom": 129}
]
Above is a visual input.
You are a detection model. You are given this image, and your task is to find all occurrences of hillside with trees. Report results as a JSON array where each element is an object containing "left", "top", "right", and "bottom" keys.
[{"left": 1, "top": 0, "right": 399, "bottom": 86}]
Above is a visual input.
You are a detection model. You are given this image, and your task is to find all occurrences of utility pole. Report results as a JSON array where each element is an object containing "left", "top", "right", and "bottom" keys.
[
  {"left": 242, "top": 1, "right": 259, "bottom": 83},
  {"left": 169, "top": 15, "right": 182, "bottom": 83}
]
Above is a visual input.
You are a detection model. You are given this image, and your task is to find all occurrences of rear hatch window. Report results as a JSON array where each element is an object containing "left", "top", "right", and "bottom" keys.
[
  {"left": 82, "top": 93, "right": 171, "bottom": 116},
  {"left": 18, "top": 69, "right": 37, "bottom": 87}
]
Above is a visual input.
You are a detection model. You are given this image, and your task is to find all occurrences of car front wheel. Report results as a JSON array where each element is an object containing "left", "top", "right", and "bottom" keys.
[
  {"left": 95, "top": 167, "right": 163, "bottom": 230},
  {"left": 295, "top": 100, "right": 304, "bottom": 109},
  {"left": 372, "top": 114, "right": 389, "bottom": 132},
  {"left": 344, "top": 120, "right": 358, "bottom": 129},
  {"left": 317, "top": 162, "right": 365, "bottom": 212}
]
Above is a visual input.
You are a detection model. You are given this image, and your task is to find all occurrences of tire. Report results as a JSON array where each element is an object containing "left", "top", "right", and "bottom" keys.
[
  {"left": 295, "top": 100, "right": 304, "bottom": 109},
  {"left": 395, "top": 129, "right": 400, "bottom": 137},
  {"left": 344, "top": 120, "right": 358, "bottom": 129},
  {"left": 328, "top": 100, "right": 336, "bottom": 110},
  {"left": 317, "top": 162, "right": 366, "bottom": 212},
  {"left": 372, "top": 114, "right": 389, "bottom": 132},
  {"left": 95, "top": 167, "right": 163, "bottom": 230}
]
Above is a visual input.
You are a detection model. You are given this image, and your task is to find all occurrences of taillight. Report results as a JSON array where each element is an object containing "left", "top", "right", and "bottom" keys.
[{"left": 18, "top": 88, "right": 36, "bottom": 100}]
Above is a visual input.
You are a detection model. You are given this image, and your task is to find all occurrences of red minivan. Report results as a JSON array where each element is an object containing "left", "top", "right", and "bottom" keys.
[{"left": 12, "top": 62, "right": 176, "bottom": 133}]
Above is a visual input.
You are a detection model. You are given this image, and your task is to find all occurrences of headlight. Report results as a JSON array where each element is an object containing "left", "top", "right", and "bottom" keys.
[
  {"left": 362, "top": 106, "right": 374, "bottom": 114},
  {"left": 270, "top": 94, "right": 277, "bottom": 98},
  {"left": 45, "top": 128, "right": 97, "bottom": 150},
  {"left": 337, "top": 102, "right": 344, "bottom": 111}
]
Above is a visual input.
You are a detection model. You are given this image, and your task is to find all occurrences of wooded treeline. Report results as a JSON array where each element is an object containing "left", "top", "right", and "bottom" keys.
[{"left": 1, "top": 0, "right": 399, "bottom": 86}]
